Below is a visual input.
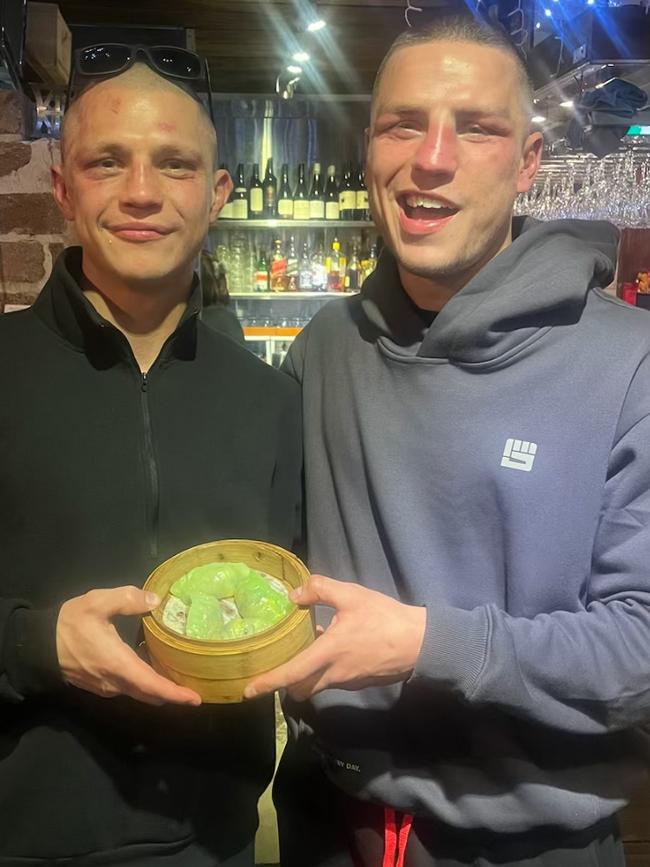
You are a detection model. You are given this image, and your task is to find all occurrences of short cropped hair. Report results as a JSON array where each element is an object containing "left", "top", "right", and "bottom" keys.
[{"left": 372, "top": 15, "right": 534, "bottom": 125}]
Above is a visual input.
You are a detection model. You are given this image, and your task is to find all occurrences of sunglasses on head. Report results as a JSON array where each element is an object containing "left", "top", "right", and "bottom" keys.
[{"left": 66, "top": 44, "right": 216, "bottom": 128}]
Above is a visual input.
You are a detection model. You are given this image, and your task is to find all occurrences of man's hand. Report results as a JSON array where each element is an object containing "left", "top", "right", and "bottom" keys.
[
  {"left": 244, "top": 575, "right": 426, "bottom": 701},
  {"left": 56, "top": 586, "right": 201, "bottom": 706}
]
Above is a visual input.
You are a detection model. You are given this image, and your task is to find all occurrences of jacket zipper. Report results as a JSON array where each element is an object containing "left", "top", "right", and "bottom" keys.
[{"left": 140, "top": 371, "right": 160, "bottom": 561}]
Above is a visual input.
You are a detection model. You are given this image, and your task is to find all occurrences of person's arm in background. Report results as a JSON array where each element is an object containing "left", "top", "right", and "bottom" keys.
[
  {"left": 268, "top": 369, "right": 303, "bottom": 554},
  {"left": 247, "top": 353, "right": 650, "bottom": 737},
  {"left": 0, "top": 588, "right": 201, "bottom": 705}
]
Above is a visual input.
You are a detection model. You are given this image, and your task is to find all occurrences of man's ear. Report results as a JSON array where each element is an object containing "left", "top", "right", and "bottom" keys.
[
  {"left": 210, "top": 169, "right": 234, "bottom": 223},
  {"left": 51, "top": 164, "right": 76, "bottom": 222},
  {"left": 517, "top": 131, "right": 544, "bottom": 195}
]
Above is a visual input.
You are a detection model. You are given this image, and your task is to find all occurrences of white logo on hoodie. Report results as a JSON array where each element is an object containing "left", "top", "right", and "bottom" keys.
[{"left": 501, "top": 438, "right": 537, "bottom": 472}]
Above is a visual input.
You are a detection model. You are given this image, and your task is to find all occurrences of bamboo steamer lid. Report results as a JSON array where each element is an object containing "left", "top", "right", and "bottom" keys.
[{"left": 142, "top": 539, "right": 314, "bottom": 703}]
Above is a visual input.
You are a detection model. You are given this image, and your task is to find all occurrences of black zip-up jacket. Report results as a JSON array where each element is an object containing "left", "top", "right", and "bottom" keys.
[{"left": 0, "top": 248, "right": 302, "bottom": 866}]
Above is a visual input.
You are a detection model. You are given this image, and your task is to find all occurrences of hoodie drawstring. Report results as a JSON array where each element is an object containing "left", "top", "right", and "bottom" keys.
[{"left": 384, "top": 807, "right": 413, "bottom": 867}]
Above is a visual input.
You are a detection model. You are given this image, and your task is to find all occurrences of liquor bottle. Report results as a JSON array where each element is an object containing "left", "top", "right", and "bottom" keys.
[
  {"left": 338, "top": 162, "right": 356, "bottom": 221},
  {"left": 309, "top": 162, "right": 325, "bottom": 220},
  {"left": 311, "top": 244, "right": 327, "bottom": 292},
  {"left": 232, "top": 163, "right": 249, "bottom": 220},
  {"left": 355, "top": 164, "right": 370, "bottom": 221},
  {"left": 299, "top": 241, "right": 313, "bottom": 291},
  {"left": 270, "top": 238, "right": 288, "bottom": 292},
  {"left": 262, "top": 158, "right": 277, "bottom": 218},
  {"left": 345, "top": 242, "right": 361, "bottom": 292},
  {"left": 219, "top": 164, "right": 235, "bottom": 219},
  {"left": 286, "top": 235, "right": 299, "bottom": 292},
  {"left": 292, "top": 163, "right": 311, "bottom": 220},
  {"left": 248, "top": 163, "right": 264, "bottom": 218},
  {"left": 325, "top": 164, "right": 339, "bottom": 221},
  {"left": 277, "top": 163, "right": 293, "bottom": 220},
  {"left": 364, "top": 242, "right": 378, "bottom": 282},
  {"left": 255, "top": 248, "right": 269, "bottom": 292},
  {"left": 327, "top": 237, "right": 344, "bottom": 292}
]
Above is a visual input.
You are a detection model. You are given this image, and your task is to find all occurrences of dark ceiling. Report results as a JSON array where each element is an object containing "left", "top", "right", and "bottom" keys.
[{"left": 40, "top": 0, "right": 455, "bottom": 95}]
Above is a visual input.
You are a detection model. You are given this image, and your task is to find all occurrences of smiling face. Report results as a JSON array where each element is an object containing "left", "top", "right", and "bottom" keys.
[
  {"left": 367, "top": 39, "right": 542, "bottom": 294},
  {"left": 52, "top": 66, "right": 231, "bottom": 294}
]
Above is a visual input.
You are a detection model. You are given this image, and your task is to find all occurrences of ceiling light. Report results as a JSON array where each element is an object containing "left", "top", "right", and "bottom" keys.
[
  {"left": 307, "top": 19, "right": 327, "bottom": 31},
  {"left": 560, "top": 99, "right": 574, "bottom": 108},
  {"left": 293, "top": 51, "right": 310, "bottom": 62},
  {"left": 287, "top": 65, "right": 303, "bottom": 74},
  {"left": 532, "top": 114, "right": 546, "bottom": 123},
  {"left": 535, "top": 21, "right": 542, "bottom": 28},
  {"left": 544, "top": 8, "right": 553, "bottom": 16}
]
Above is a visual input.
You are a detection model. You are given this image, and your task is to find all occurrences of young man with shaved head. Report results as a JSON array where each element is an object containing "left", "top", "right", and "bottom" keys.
[
  {"left": 245, "top": 17, "right": 650, "bottom": 867},
  {"left": 0, "top": 60, "right": 301, "bottom": 866}
]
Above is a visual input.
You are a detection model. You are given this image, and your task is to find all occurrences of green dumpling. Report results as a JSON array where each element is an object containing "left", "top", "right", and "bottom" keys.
[
  {"left": 171, "top": 562, "right": 249, "bottom": 604},
  {"left": 221, "top": 617, "right": 269, "bottom": 640},
  {"left": 185, "top": 592, "right": 226, "bottom": 640},
  {"left": 234, "top": 569, "right": 294, "bottom": 624}
]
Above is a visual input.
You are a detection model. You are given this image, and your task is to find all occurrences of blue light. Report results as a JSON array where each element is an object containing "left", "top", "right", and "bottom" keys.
[
  {"left": 544, "top": 8, "right": 552, "bottom": 16},
  {"left": 535, "top": 21, "right": 542, "bottom": 27},
  {"left": 587, "top": 0, "right": 595, "bottom": 5}
]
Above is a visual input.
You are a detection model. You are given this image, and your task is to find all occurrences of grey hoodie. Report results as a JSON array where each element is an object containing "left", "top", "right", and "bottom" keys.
[{"left": 283, "top": 217, "right": 650, "bottom": 833}]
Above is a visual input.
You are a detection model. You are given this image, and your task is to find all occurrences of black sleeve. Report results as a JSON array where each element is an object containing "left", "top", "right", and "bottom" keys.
[
  {"left": 0, "top": 599, "right": 64, "bottom": 701},
  {"left": 268, "top": 378, "right": 303, "bottom": 554}
]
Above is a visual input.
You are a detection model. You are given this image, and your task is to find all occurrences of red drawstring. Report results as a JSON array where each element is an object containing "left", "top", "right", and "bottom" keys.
[{"left": 384, "top": 807, "right": 414, "bottom": 867}]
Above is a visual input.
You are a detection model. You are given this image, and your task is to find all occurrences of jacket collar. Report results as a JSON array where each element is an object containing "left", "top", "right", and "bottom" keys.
[{"left": 32, "top": 247, "right": 201, "bottom": 366}]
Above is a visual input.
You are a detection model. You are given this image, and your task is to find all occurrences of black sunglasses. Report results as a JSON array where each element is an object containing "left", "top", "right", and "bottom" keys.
[{"left": 66, "top": 44, "right": 215, "bottom": 128}]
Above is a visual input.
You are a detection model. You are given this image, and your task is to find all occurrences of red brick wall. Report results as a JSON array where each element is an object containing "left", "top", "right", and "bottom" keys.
[{"left": 0, "top": 92, "right": 66, "bottom": 311}]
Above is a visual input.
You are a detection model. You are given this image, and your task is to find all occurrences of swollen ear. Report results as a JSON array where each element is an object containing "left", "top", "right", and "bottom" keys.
[
  {"left": 51, "top": 165, "right": 75, "bottom": 221},
  {"left": 210, "top": 169, "right": 233, "bottom": 222},
  {"left": 517, "top": 131, "right": 544, "bottom": 194}
]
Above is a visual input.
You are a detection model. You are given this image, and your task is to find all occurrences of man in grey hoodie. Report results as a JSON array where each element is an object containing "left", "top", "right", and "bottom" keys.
[{"left": 245, "top": 16, "right": 650, "bottom": 867}]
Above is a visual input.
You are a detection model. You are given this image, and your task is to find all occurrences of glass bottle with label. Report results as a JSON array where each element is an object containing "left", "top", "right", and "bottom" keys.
[
  {"left": 270, "top": 238, "right": 288, "bottom": 292},
  {"left": 311, "top": 244, "right": 327, "bottom": 292},
  {"left": 248, "top": 163, "right": 264, "bottom": 219},
  {"left": 345, "top": 242, "right": 361, "bottom": 292},
  {"left": 338, "top": 162, "right": 356, "bottom": 221},
  {"left": 298, "top": 241, "right": 313, "bottom": 291},
  {"left": 286, "top": 235, "right": 299, "bottom": 292},
  {"left": 293, "top": 163, "right": 311, "bottom": 220},
  {"left": 325, "top": 164, "right": 339, "bottom": 221},
  {"left": 309, "top": 162, "right": 325, "bottom": 220},
  {"left": 327, "top": 237, "right": 344, "bottom": 292},
  {"left": 262, "top": 158, "right": 277, "bottom": 218},
  {"left": 355, "top": 165, "right": 370, "bottom": 221},
  {"left": 255, "top": 249, "right": 269, "bottom": 292},
  {"left": 277, "top": 163, "right": 293, "bottom": 220},
  {"left": 232, "top": 163, "right": 249, "bottom": 220}
]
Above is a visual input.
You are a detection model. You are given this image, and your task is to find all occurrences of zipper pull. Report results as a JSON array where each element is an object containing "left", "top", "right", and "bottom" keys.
[{"left": 141, "top": 372, "right": 148, "bottom": 392}]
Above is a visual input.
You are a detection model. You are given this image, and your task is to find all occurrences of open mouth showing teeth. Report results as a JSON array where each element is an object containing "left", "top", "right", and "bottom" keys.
[{"left": 401, "top": 195, "right": 458, "bottom": 220}]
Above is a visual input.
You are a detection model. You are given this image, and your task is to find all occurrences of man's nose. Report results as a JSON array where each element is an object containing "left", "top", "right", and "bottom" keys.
[
  {"left": 412, "top": 123, "right": 458, "bottom": 178},
  {"left": 121, "top": 162, "right": 163, "bottom": 209}
]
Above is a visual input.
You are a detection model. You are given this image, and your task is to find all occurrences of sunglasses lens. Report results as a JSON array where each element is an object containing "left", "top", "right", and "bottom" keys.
[
  {"left": 78, "top": 44, "right": 132, "bottom": 76},
  {"left": 149, "top": 47, "right": 202, "bottom": 80}
]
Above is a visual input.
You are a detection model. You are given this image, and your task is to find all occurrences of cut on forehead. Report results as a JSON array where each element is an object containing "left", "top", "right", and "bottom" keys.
[
  {"left": 60, "top": 63, "right": 218, "bottom": 165},
  {"left": 371, "top": 19, "right": 534, "bottom": 126}
]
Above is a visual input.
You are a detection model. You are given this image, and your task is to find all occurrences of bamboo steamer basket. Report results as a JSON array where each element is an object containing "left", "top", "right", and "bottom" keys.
[{"left": 142, "top": 539, "right": 314, "bottom": 703}]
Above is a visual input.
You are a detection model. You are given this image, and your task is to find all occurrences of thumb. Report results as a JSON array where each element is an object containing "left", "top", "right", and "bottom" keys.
[
  {"left": 89, "top": 586, "right": 161, "bottom": 619},
  {"left": 290, "top": 574, "right": 356, "bottom": 609}
]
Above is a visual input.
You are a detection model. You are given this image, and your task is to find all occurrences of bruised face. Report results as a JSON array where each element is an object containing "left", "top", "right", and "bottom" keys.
[
  {"left": 367, "top": 40, "right": 542, "bottom": 288},
  {"left": 52, "top": 69, "right": 231, "bottom": 292}
]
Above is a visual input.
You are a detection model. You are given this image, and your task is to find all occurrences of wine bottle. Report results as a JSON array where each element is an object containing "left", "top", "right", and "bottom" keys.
[
  {"left": 232, "top": 163, "right": 249, "bottom": 220},
  {"left": 255, "top": 248, "right": 269, "bottom": 292},
  {"left": 309, "top": 162, "right": 325, "bottom": 220},
  {"left": 356, "top": 164, "right": 370, "bottom": 221},
  {"left": 277, "top": 163, "right": 293, "bottom": 220},
  {"left": 293, "top": 163, "right": 311, "bottom": 220},
  {"left": 248, "top": 163, "right": 264, "bottom": 218},
  {"left": 325, "top": 164, "right": 339, "bottom": 221},
  {"left": 286, "top": 235, "right": 299, "bottom": 292},
  {"left": 299, "top": 241, "right": 313, "bottom": 291},
  {"left": 270, "top": 238, "right": 287, "bottom": 292},
  {"left": 338, "top": 162, "right": 356, "bottom": 221},
  {"left": 262, "top": 157, "right": 277, "bottom": 218}
]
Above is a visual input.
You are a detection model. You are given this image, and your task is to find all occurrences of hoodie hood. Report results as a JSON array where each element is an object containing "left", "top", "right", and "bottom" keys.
[{"left": 360, "top": 217, "right": 619, "bottom": 366}]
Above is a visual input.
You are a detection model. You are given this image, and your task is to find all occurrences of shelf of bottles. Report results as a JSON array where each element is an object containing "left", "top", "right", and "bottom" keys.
[{"left": 210, "top": 157, "right": 380, "bottom": 365}]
